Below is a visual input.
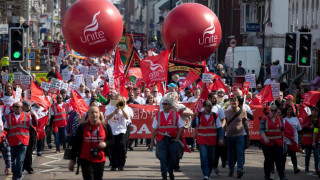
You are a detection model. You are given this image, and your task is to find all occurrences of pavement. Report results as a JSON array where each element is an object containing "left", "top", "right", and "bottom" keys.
[{"left": 0, "top": 144, "right": 319, "bottom": 180}]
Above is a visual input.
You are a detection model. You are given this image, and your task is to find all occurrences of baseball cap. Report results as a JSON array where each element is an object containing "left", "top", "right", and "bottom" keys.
[
  {"left": 284, "top": 95, "right": 293, "bottom": 100},
  {"left": 167, "top": 83, "right": 177, "bottom": 88}
]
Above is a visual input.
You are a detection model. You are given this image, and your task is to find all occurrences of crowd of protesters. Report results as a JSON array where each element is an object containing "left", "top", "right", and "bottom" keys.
[{"left": 0, "top": 43, "right": 319, "bottom": 180}]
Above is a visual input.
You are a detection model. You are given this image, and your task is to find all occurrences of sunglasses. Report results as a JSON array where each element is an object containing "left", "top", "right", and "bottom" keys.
[
  {"left": 152, "top": 91, "right": 158, "bottom": 93},
  {"left": 270, "top": 110, "right": 277, "bottom": 112},
  {"left": 205, "top": 105, "right": 213, "bottom": 108},
  {"left": 162, "top": 103, "right": 169, "bottom": 106},
  {"left": 14, "top": 106, "right": 22, "bottom": 108}
]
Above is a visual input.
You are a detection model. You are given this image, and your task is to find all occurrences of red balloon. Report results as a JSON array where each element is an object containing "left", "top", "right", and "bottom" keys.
[
  {"left": 62, "top": 0, "right": 123, "bottom": 57},
  {"left": 162, "top": 3, "right": 222, "bottom": 63}
]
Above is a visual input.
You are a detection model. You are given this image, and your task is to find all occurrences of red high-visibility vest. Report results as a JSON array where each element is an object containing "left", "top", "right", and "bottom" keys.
[
  {"left": 302, "top": 132, "right": 313, "bottom": 146},
  {"left": 80, "top": 122, "right": 106, "bottom": 163},
  {"left": 156, "top": 110, "right": 179, "bottom": 142},
  {"left": 5, "top": 112, "right": 31, "bottom": 146},
  {"left": 196, "top": 113, "right": 217, "bottom": 146},
  {"left": 51, "top": 103, "right": 68, "bottom": 128},
  {"left": 261, "top": 115, "right": 283, "bottom": 147}
]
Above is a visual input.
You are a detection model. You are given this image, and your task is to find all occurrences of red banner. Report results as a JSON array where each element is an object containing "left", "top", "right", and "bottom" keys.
[{"left": 100, "top": 104, "right": 264, "bottom": 140}]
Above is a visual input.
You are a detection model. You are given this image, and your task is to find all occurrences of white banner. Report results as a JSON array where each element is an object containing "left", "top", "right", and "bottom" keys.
[
  {"left": 85, "top": 74, "right": 92, "bottom": 89},
  {"left": 245, "top": 74, "right": 256, "bottom": 88},
  {"left": 20, "top": 75, "right": 31, "bottom": 90},
  {"left": 14, "top": 87, "right": 22, "bottom": 102},
  {"left": 202, "top": 73, "right": 212, "bottom": 83},
  {"left": 89, "top": 66, "right": 98, "bottom": 78},
  {"left": 270, "top": 65, "right": 279, "bottom": 79},
  {"left": 270, "top": 83, "right": 280, "bottom": 99}
]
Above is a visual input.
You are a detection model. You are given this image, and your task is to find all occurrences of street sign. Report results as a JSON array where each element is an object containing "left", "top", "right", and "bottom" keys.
[
  {"left": 246, "top": 23, "right": 261, "bottom": 32},
  {"left": 0, "top": 24, "right": 8, "bottom": 34},
  {"left": 29, "top": 52, "right": 35, "bottom": 59},
  {"left": 230, "top": 39, "right": 236, "bottom": 48}
]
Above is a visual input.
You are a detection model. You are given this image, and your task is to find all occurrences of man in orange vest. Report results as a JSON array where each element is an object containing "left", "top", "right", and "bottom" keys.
[
  {"left": 194, "top": 100, "right": 223, "bottom": 180},
  {"left": 50, "top": 94, "right": 70, "bottom": 153},
  {"left": 150, "top": 97, "right": 184, "bottom": 180},
  {"left": 4, "top": 101, "right": 37, "bottom": 180}
]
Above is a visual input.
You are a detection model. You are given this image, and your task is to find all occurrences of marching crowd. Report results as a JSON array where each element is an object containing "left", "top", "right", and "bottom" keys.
[{"left": 0, "top": 48, "right": 319, "bottom": 180}]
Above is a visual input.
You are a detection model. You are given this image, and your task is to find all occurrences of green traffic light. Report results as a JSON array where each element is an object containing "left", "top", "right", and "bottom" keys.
[
  {"left": 287, "top": 56, "right": 292, "bottom": 61},
  {"left": 301, "top": 57, "right": 307, "bottom": 64},
  {"left": 13, "top": 51, "right": 21, "bottom": 59}
]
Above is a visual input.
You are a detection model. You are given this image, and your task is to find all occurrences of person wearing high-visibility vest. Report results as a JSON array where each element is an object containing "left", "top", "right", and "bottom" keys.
[
  {"left": 150, "top": 97, "right": 184, "bottom": 180},
  {"left": 0, "top": 51, "right": 9, "bottom": 71},
  {"left": 194, "top": 100, "right": 223, "bottom": 180},
  {"left": 4, "top": 102, "right": 37, "bottom": 180},
  {"left": 260, "top": 105, "right": 286, "bottom": 180}
]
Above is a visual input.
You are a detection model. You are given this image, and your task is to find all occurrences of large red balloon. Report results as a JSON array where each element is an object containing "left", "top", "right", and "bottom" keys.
[
  {"left": 62, "top": 0, "right": 123, "bottom": 57},
  {"left": 162, "top": 3, "right": 222, "bottom": 63}
]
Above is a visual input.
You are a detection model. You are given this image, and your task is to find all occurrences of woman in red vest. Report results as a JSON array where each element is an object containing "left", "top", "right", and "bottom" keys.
[
  {"left": 69, "top": 106, "right": 112, "bottom": 180},
  {"left": 260, "top": 105, "right": 286, "bottom": 180}
]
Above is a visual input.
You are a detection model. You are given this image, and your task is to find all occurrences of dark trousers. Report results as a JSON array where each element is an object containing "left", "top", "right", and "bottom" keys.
[
  {"left": 45, "top": 125, "right": 52, "bottom": 145},
  {"left": 285, "top": 150, "right": 298, "bottom": 169},
  {"left": 37, "top": 138, "right": 45, "bottom": 152},
  {"left": 23, "top": 127, "right": 36, "bottom": 172},
  {"left": 111, "top": 133, "right": 126, "bottom": 168},
  {"left": 262, "top": 144, "right": 285, "bottom": 179},
  {"left": 126, "top": 124, "right": 131, "bottom": 153},
  {"left": 81, "top": 159, "right": 105, "bottom": 180},
  {"left": 213, "top": 143, "right": 227, "bottom": 169}
]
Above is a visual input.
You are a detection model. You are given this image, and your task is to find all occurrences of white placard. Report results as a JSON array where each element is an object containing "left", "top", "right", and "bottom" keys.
[
  {"left": 41, "top": 82, "right": 50, "bottom": 92},
  {"left": 108, "top": 75, "right": 114, "bottom": 87},
  {"left": 75, "top": 75, "right": 84, "bottom": 88},
  {"left": 245, "top": 74, "right": 256, "bottom": 88},
  {"left": 14, "top": 72, "right": 22, "bottom": 85},
  {"left": 202, "top": 73, "right": 212, "bottom": 83},
  {"left": 21, "top": 75, "right": 31, "bottom": 90},
  {"left": 85, "top": 74, "right": 92, "bottom": 89},
  {"left": 57, "top": 56, "right": 62, "bottom": 65},
  {"left": 2, "top": 72, "right": 8, "bottom": 84},
  {"left": 62, "top": 69, "right": 70, "bottom": 81},
  {"left": 270, "top": 83, "right": 280, "bottom": 99},
  {"left": 60, "top": 82, "right": 69, "bottom": 91},
  {"left": 80, "top": 66, "right": 88, "bottom": 75},
  {"left": 270, "top": 65, "right": 279, "bottom": 79},
  {"left": 14, "top": 87, "right": 22, "bottom": 102},
  {"left": 89, "top": 66, "right": 98, "bottom": 78},
  {"left": 48, "top": 78, "right": 62, "bottom": 94}
]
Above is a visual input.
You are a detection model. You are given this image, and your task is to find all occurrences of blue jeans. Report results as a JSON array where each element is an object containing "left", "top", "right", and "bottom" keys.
[
  {"left": 11, "top": 144, "right": 27, "bottom": 180},
  {"left": 54, "top": 127, "right": 67, "bottom": 151},
  {"left": 157, "top": 137, "right": 178, "bottom": 175},
  {"left": 305, "top": 146, "right": 319, "bottom": 170},
  {"left": 226, "top": 136, "right": 244, "bottom": 171},
  {"left": 199, "top": 145, "right": 215, "bottom": 177}
]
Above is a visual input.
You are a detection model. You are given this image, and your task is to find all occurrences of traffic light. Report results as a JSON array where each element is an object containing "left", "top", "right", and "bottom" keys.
[
  {"left": 284, "top": 33, "right": 297, "bottom": 64},
  {"left": 298, "top": 33, "right": 312, "bottom": 67},
  {"left": 9, "top": 27, "right": 24, "bottom": 62}
]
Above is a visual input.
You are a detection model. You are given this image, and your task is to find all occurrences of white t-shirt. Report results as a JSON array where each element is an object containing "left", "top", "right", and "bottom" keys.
[
  {"left": 264, "top": 79, "right": 276, "bottom": 86},
  {"left": 187, "top": 96, "right": 198, "bottom": 103},
  {"left": 2, "top": 95, "right": 15, "bottom": 106},
  {"left": 154, "top": 95, "right": 162, "bottom": 105},
  {"left": 105, "top": 105, "right": 133, "bottom": 135},
  {"left": 284, "top": 116, "right": 302, "bottom": 145},
  {"left": 134, "top": 96, "right": 145, "bottom": 105},
  {"left": 212, "top": 104, "right": 226, "bottom": 119},
  {"left": 151, "top": 111, "right": 184, "bottom": 136},
  {"left": 0, "top": 116, "right": 3, "bottom": 137}
]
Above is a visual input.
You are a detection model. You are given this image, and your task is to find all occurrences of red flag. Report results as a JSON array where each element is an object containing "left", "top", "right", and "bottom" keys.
[
  {"left": 242, "top": 82, "right": 251, "bottom": 96},
  {"left": 101, "top": 80, "right": 110, "bottom": 98},
  {"left": 303, "top": 91, "right": 320, "bottom": 106},
  {"left": 119, "top": 85, "right": 128, "bottom": 99},
  {"left": 211, "top": 79, "right": 228, "bottom": 93},
  {"left": 114, "top": 47, "right": 125, "bottom": 82},
  {"left": 180, "top": 69, "right": 200, "bottom": 90},
  {"left": 140, "top": 49, "right": 170, "bottom": 85},
  {"left": 297, "top": 105, "right": 311, "bottom": 128},
  {"left": 37, "top": 115, "right": 49, "bottom": 140},
  {"left": 70, "top": 88, "right": 88, "bottom": 116},
  {"left": 156, "top": 82, "right": 165, "bottom": 96},
  {"left": 128, "top": 68, "right": 142, "bottom": 79},
  {"left": 193, "top": 84, "right": 210, "bottom": 113},
  {"left": 31, "top": 81, "right": 51, "bottom": 110},
  {"left": 250, "top": 85, "right": 274, "bottom": 106},
  {"left": 284, "top": 120, "right": 300, "bottom": 152},
  {"left": 56, "top": 70, "right": 63, "bottom": 80}
]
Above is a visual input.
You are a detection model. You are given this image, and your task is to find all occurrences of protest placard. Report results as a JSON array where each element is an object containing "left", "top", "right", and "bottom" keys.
[
  {"left": 270, "top": 65, "right": 279, "bottom": 79},
  {"left": 2, "top": 72, "right": 8, "bottom": 85},
  {"left": 245, "top": 74, "right": 256, "bottom": 88},
  {"left": 202, "top": 73, "right": 212, "bottom": 83},
  {"left": 48, "top": 78, "right": 61, "bottom": 94},
  {"left": 40, "top": 82, "right": 50, "bottom": 92},
  {"left": 14, "top": 72, "right": 22, "bottom": 85},
  {"left": 270, "top": 83, "right": 280, "bottom": 98},
  {"left": 21, "top": 75, "right": 31, "bottom": 90},
  {"left": 80, "top": 66, "right": 88, "bottom": 75},
  {"left": 75, "top": 75, "right": 84, "bottom": 88},
  {"left": 243, "top": 82, "right": 251, "bottom": 96},
  {"left": 60, "top": 82, "right": 69, "bottom": 91},
  {"left": 89, "top": 66, "right": 98, "bottom": 78},
  {"left": 109, "top": 75, "right": 114, "bottom": 87},
  {"left": 62, "top": 69, "right": 70, "bottom": 81},
  {"left": 14, "top": 87, "right": 22, "bottom": 102},
  {"left": 85, "top": 74, "right": 92, "bottom": 89}
]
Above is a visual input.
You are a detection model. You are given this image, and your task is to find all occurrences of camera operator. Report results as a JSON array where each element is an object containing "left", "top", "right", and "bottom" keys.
[{"left": 69, "top": 106, "right": 112, "bottom": 180}]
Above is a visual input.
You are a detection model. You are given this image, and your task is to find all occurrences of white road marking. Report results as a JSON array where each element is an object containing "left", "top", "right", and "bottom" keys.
[{"left": 35, "top": 154, "right": 63, "bottom": 174}]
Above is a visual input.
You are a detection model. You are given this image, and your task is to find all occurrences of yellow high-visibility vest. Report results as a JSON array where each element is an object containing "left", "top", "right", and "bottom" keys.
[{"left": 0, "top": 56, "right": 9, "bottom": 67}]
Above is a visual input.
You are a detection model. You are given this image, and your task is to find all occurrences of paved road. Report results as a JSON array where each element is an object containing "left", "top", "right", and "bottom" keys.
[{"left": 0, "top": 145, "right": 319, "bottom": 180}]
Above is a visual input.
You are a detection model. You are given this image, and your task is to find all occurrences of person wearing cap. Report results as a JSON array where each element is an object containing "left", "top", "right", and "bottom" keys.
[
  {"left": 259, "top": 105, "right": 286, "bottom": 180},
  {"left": 167, "top": 83, "right": 177, "bottom": 93},
  {"left": 235, "top": 61, "right": 246, "bottom": 76},
  {"left": 283, "top": 95, "right": 299, "bottom": 115}
]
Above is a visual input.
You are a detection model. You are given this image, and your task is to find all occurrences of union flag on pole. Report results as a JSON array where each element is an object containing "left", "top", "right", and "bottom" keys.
[
  {"left": 180, "top": 69, "right": 200, "bottom": 90},
  {"left": 31, "top": 81, "right": 51, "bottom": 110},
  {"left": 193, "top": 83, "right": 210, "bottom": 113},
  {"left": 70, "top": 88, "right": 88, "bottom": 116},
  {"left": 250, "top": 85, "right": 274, "bottom": 106},
  {"left": 303, "top": 91, "right": 320, "bottom": 106}
]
